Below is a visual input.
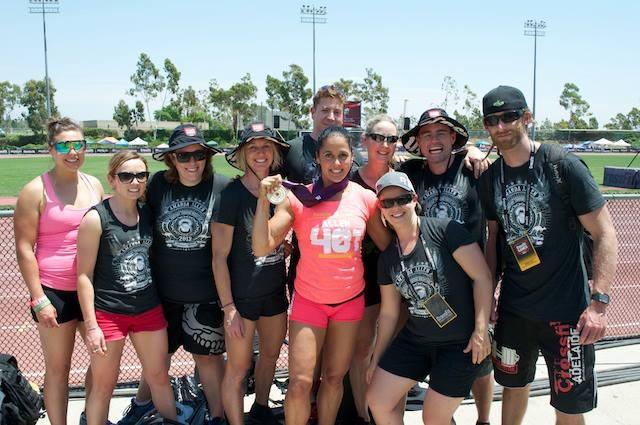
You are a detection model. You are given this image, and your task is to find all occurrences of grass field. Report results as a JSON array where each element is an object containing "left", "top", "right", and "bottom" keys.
[{"left": 0, "top": 153, "right": 638, "bottom": 198}]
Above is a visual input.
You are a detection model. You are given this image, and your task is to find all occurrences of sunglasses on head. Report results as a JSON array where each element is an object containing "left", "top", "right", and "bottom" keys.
[
  {"left": 483, "top": 109, "right": 525, "bottom": 127},
  {"left": 174, "top": 150, "right": 207, "bottom": 163},
  {"left": 52, "top": 140, "right": 87, "bottom": 154},
  {"left": 367, "top": 133, "right": 399, "bottom": 144},
  {"left": 116, "top": 171, "right": 150, "bottom": 184},
  {"left": 379, "top": 194, "right": 414, "bottom": 209}
]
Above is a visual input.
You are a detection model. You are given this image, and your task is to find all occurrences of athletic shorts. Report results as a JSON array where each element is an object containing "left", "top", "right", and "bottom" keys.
[
  {"left": 492, "top": 309, "right": 597, "bottom": 414},
  {"left": 234, "top": 289, "right": 288, "bottom": 322},
  {"left": 289, "top": 291, "right": 364, "bottom": 329},
  {"left": 378, "top": 327, "right": 479, "bottom": 398},
  {"left": 163, "top": 301, "right": 225, "bottom": 356},
  {"left": 31, "top": 285, "right": 83, "bottom": 324},
  {"left": 95, "top": 305, "right": 167, "bottom": 341}
]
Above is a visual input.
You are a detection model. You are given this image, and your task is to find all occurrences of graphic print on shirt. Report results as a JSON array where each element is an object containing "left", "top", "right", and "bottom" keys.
[
  {"left": 110, "top": 234, "right": 153, "bottom": 292},
  {"left": 310, "top": 215, "right": 363, "bottom": 258},
  {"left": 158, "top": 192, "right": 211, "bottom": 250},
  {"left": 394, "top": 251, "right": 449, "bottom": 318},
  {"left": 420, "top": 184, "right": 466, "bottom": 223},
  {"left": 493, "top": 175, "right": 551, "bottom": 246}
]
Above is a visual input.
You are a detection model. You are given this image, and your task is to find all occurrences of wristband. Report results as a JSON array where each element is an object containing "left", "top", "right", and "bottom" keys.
[
  {"left": 33, "top": 299, "right": 52, "bottom": 313},
  {"left": 30, "top": 295, "right": 49, "bottom": 309},
  {"left": 222, "top": 301, "right": 235, "bottom": 309}
]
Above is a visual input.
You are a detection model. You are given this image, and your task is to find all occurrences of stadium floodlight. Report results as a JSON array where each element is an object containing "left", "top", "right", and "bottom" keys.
[
  {"left": 300, "top": 5, "right": 328, "bottom": 94},
  {"left": 524, "top": 19, "right": 547, "bottom": 140},
  {"left": 28, "top": 0, "right": 60, "bottom": 119}
]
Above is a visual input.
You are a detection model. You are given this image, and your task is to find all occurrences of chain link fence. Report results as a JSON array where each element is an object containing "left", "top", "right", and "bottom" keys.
[{"left": 0, "top": 196, "right": 637, "bottom": 388}]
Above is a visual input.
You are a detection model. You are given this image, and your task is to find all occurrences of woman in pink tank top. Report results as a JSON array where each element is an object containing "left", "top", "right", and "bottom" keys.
[
  {"left": 252, "top": 126, "right": 391, "bottom": 425},
  {"left": 14, "top": 117, "right": 104, "bottom": 425}
]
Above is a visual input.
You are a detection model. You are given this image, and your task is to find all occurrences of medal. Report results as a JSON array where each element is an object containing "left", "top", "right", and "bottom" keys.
[{"left": 267, "top": 186, "right": 287, "bottom": 205}]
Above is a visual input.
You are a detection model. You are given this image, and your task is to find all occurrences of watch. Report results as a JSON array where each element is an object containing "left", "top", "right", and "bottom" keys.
[{"left": 591, "top": 292, "right": 610, "bottom": 305}]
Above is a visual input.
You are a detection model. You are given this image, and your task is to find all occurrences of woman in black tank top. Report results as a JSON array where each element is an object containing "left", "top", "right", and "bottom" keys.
[{"left": 77, "top": 151, "right": 177, "bottom": 424}]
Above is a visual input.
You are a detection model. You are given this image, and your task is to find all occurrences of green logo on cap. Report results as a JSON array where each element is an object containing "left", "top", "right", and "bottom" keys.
[{"left": 493, "top": 99, "right": 505, "bottom": 107}]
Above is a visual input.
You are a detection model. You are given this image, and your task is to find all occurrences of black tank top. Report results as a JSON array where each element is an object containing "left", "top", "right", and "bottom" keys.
[{"left": 92, "top": 200, "right": 160, "bottom": 315}]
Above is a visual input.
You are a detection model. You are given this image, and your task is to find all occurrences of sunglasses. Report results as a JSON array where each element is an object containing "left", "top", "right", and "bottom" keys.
[
  {"left": 116, "top": 171, "right": 150, "bottom": 184},
  {"left": 483, "top": 109, "right": 525, "bottom": 127},
  {"left": 379, "top": 194, "right": 414, "bottom": 209},
  {"left": 52, "top": 140, "right": 87, "bottom": 154},
  {"left": 174, "top": 150, "right": 207, "bottom": 163},
  {"left": 367, "top": 133, "right": 399, "bottom": 144}
]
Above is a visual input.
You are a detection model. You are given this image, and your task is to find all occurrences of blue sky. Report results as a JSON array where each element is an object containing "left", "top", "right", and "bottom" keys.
[{"left": 2, "top": 0, "right": 639, "bottom": 127}]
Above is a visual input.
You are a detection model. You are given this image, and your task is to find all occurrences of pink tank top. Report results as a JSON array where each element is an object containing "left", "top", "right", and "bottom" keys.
[
  {"left": 290, "top": 182, "right": 378, "bottom": 304},
  {"left": 35, "top": 172, "right": 99, "bottom": 291}
]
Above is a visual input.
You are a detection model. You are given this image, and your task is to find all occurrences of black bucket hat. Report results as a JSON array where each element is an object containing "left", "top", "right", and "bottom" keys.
[
  {"left": 226, "top": 122, "right": 289, "bottom": 170},
  {"left": 401, "top": 108, "right": 469, "bottom": 156},
  {"left": 152, "top": 124, "right": 220, "bottom": 160}
]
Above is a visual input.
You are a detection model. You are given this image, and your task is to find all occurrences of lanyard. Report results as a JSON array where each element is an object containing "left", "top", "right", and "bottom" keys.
[
  {"left": 500, "top": 141, "right": 536, "bottom": 231},
  {"left": 395, "top": 222, "right": 439, "bottom": 298}
]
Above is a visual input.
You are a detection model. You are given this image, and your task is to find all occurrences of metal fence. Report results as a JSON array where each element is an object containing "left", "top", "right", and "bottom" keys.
[{"left": 1, "top": 196, "right": 638, "bottom": 388}]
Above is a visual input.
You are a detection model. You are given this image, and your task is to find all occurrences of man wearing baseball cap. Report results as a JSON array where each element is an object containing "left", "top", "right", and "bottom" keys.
[
  {"left": 478, "top": 85, "right": 618, "bottom": 425},
  {"left": 400, "top": 108, "right": 496, "bottom": 425}
]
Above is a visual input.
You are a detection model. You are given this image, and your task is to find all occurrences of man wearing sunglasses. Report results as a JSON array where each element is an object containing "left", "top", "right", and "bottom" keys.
[
  {"left": 479, "top": 85, "right": 618, "bottom": 425},
  {"left": 400, "top": 108, "right": 496, "bottom": 425}
]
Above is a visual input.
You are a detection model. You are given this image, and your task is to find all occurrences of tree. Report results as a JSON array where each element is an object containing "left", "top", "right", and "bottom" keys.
[
  {"left": 440, "top": 76, "right": 459, "bottom": 111},
  {"left": 605, "top": 107, "right": 640, "bottom": 130},
  {"left": 353, "top": 68, "right": 389, "bottom": 118},
  {"left": 113, "top": 99, "right": 132, "bottom": 130},
  {"left": 208, "top": 74, "right": 257, "bottom": 137},
  {"left": 128, "top": 53, "right": 165, "bottom": 137},
  {"left": 160, "top": 58, "right": 181, "bottom": 111},
  {"left": 21, "top": 79, "right": 58, "bottom": 135},
  {"left": 453, "top": 85, "right": 483, "bottom": 130},
  {"left": 265, "top": 64, "right": 313, "bottom": 129},
  {"left": 132, "top": 101, "right": 145, "bottom": 125},
  {"left": 559, "top": 83, "right": 597, "bottom": 129},
  {"left": 0, "top": 81, "right": 22, "bottom": 127},
  {"left": 333, "top": 78, "right": 357, "bottom": 100}
]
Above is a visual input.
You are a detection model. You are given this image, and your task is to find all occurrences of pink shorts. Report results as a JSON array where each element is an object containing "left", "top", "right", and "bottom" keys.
[
  {"left": 289, "top": 291, "right": 364, "bottom": 329},
  {"left": 96, "top": 305, "right": 167, "bottom": 341}
]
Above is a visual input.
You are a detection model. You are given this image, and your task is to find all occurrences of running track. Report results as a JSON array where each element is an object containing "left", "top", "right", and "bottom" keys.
[{"left": 0, "top": 197, "right": 638, "bottom": 387}]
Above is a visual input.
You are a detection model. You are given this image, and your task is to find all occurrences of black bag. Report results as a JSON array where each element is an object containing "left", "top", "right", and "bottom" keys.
[{"left": 0, "top": 354, "right": 43, "bottom": 425}]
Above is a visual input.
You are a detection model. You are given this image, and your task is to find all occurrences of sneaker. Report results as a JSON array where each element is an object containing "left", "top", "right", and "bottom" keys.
[
  {"left": 176, "top": 401, "right": 194, "bottom": 423},
  {"left": 79, "top": 411, "right": 115, "bottom": 425},
  {"left": 116, "top": 398, "right": 154, "bottom": 425},
  {"left": 247, "top": 402, "right": 278, "bottom": 425}
]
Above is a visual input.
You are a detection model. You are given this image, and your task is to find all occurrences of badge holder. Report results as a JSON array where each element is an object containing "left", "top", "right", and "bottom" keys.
[
  {"left": 422, "top": 292, "right": 457, "bottom": 328},
  {"left": 508, "top": 234, "right": 541, "bottom": 271}
]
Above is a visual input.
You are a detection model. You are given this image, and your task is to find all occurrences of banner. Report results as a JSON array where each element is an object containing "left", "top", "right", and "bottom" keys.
[{"left": 343, "top": 101, "right": 361, "bottom": 128}]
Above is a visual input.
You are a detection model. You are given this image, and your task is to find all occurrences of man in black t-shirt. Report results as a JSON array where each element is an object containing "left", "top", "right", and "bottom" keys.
[
  {"left": 400, "top": 108, "right": 495, "bottom": 425},
  {"left": 479, "top": 86, "right": 618, "bottom": 424}
]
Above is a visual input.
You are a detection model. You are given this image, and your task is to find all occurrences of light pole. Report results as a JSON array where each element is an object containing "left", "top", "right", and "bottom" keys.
[
  {"left": 300, "top": 5, "right": 327, "bottom": 94},
  {"left": 29, "top": 0, "right": 59, "bottom": 119},
  {"left": 524, "top": 19, "right": 546, "bottom": 140}
]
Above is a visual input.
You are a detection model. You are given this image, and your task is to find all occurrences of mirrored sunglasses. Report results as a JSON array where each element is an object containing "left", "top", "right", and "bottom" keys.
[
  {"left": 379, "top": 194, "right": 414, "bottom": 209},
  {"left": 174, "top": 150, "right": 207, "bottom": 163},
  {"left": 483, "top": 110, "right": 525, "bottom": 127},
  {"left": 116, "top": 171, "right": 150, "bottom": 184},
  {"left": 52, "top": 140, "right": 87, "bottom": 154}
]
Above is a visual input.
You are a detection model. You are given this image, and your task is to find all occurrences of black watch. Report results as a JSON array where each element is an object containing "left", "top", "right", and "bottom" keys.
[{"left": 591, "top": 292, "right": 610, "bottom": 305}]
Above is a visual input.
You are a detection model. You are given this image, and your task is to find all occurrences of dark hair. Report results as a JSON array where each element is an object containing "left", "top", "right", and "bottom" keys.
[
  {"left": 47, "top": 117, "right": 83, "bottom": 144},
  {"left": 163, "top": 151, "right": 214, "bottom": 184},
  {"left": 316, "top": 126, "right": 353, "bottom": 155}
]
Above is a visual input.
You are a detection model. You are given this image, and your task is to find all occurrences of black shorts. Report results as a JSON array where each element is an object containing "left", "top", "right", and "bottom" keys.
[
  {"left": 31, "top": 286, "right": 83, "bottom": 324},
  {"left": 378, "top": 327, "right": 479, "bottom": 398},
  {"left": 476, "top": 355, "right": 493, "bottom": 377},
  {"left": 234, "top": 289, "right": 288, "bottom": 322},
  {"left": 163, "top": 301, "right": 225, "bottom": 356},
  {"left": 492, "top": 309, "right": 597, "bottom": 414}
]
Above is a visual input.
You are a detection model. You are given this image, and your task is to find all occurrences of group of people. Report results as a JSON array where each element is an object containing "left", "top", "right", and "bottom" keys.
[{"left": 14, "top": 84, "right": 617, "bottom": 425}]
